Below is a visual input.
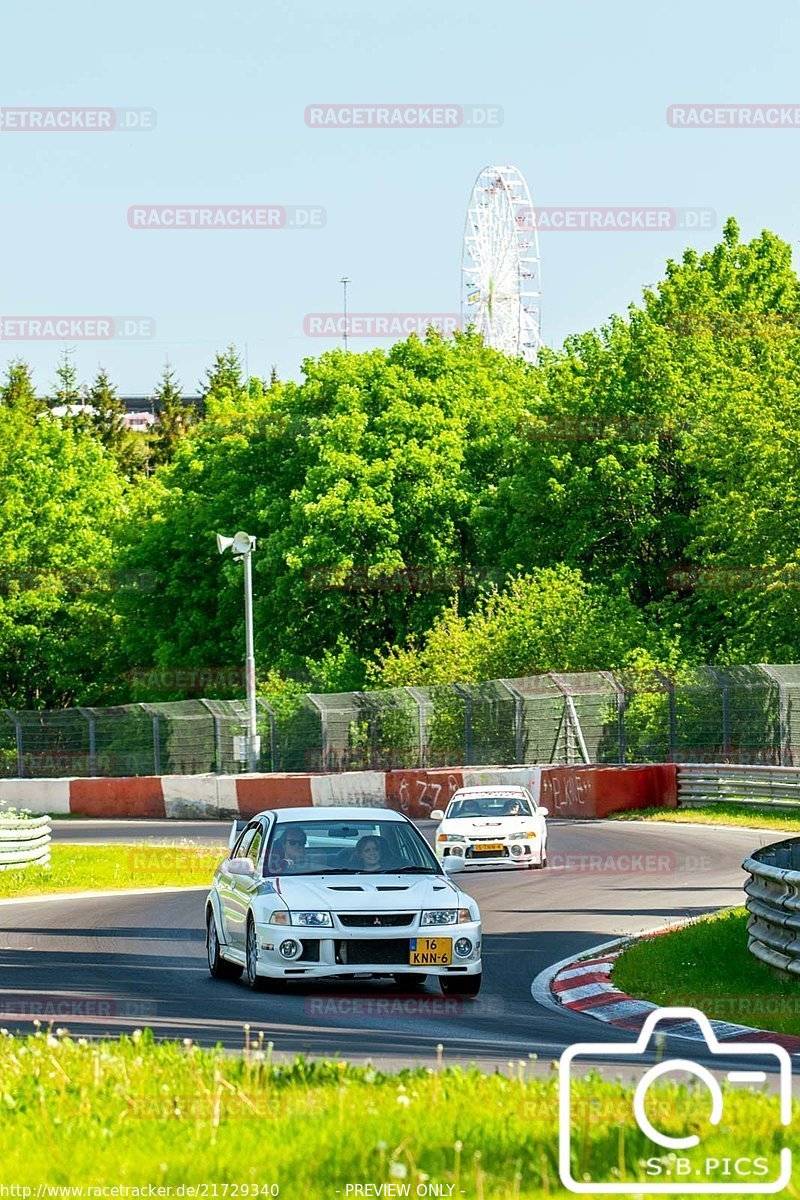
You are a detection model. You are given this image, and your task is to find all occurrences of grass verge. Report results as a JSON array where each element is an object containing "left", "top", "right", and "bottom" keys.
[
  {"left": 0, "top": 843, "right": 224, "bottom": 900},
  {"left": 0, "top": 1029, "right": 793, "bottom": 1196},
  {"left": 612, "top": 906, "right": 800, "bottom": 1036},
  {"left": 609, "top": 801, "right": 800, "bottom": 831}
]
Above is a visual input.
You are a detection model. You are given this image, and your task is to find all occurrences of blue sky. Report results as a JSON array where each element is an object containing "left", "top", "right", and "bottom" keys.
[{"left": 1, "top": 0, "right": 798, "bottom": 395}]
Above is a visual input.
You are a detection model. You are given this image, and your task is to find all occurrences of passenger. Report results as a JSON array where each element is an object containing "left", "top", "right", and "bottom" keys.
[
  {"left": 505, "top": 799, "right": 524, "bottom": 816},
  {"left": 353, "top": 835, "right": 383, "bottom": 872}
]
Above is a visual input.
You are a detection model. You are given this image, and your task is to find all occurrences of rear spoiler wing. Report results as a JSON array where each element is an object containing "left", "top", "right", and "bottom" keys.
[{"left": 228, "top": 819, "right": 248, "bottom": 850}]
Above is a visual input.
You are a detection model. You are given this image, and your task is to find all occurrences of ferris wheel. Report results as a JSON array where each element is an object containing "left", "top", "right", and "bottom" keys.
[{"left": 461, "top": 165, "right": 542, "bottom": 363}]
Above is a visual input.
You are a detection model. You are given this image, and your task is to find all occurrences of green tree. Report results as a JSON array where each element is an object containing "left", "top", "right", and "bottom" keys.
[
  {"left": 151, "top": 364, "right": 194, "bottom": 467},
  {"left": 0, "top": 360, "right": 41, "bottom": 415},
  {"left": 368, "top": 566, "right": 651, "bottom": 686},
  {"left": 0, "top": 405, "right": 127, "bottom": 708},
  {"left": 50, "top": 351, "right": 82, "bottom": 409},
  {"left": 85, "top": 367, "right": 126, "bottom": 456}
]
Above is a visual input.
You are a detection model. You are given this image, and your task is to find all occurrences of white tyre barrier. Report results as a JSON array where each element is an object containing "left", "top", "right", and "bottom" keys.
[{"left": 0, "top": 813, "right": 51, "bottom": 871}]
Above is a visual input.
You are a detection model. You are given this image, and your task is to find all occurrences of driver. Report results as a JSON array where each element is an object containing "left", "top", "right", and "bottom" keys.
[{"left": 269, "top": 827, "right": 308, "bottom": 872}]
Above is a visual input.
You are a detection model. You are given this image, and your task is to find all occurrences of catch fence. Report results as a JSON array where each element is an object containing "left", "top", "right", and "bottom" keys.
[{"left": 3, "top": 663, "right": 800, "bottom": 778}]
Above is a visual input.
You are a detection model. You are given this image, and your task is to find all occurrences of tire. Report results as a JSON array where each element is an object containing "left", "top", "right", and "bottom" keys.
[
  {"left": 207, "top": 909, "right": 242, "bottom": 980},
  {"left": 245, "top": 915, "right": 270, "bottom": 991},
  {"left": 392, "top": 973, "right": 427, "bottom": 990},
  {"left": 439, "top": 972, "right": 481, "bottom": 998},
  {"left": 533, "top": 851, "right": 547, "bottom": 870}
]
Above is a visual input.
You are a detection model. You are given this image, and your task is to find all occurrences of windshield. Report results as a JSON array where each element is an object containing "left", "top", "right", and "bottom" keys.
[
  {"left": 263, "top": 818, "right": 441, "bottom": 876},
  {"left": 447, "top": 796, "right": 534, "bottom": 819}
]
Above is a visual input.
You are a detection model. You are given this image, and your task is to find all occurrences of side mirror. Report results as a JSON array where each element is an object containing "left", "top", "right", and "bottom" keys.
[
  {"left": 443, "top": 854, "right": 465, "bottom": 874},
  {"left": 429, "top": 809, "right": 445, "bottom": 821},
  {"left": 227, "top": 857, "right": 256, "bottom": 877},
  {"left": 537, "top": 806, "right": 549, "bottom": 817}
]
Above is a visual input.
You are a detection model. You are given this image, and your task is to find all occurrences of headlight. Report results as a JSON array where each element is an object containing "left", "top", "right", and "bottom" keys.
[
  {"left": 289, "top": 911, "right": 333, "bottom": 927},
  {"left": 421, "top": 908, "right": 472, "bottom": 926},
  {"left": 437, "top": 833, "right": 467, "bottom": 843},
  {"left": 267, "top": 910, "right": 332, "bottom": 927}
]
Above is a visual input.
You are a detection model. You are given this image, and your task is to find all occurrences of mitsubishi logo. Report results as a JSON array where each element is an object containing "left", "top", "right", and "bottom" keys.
[{"left": 373, "top": 917, "right": 382, "bottom": 926}]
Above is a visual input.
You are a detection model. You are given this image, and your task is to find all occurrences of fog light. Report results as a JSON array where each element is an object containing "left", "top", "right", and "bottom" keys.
[
  {"left": 279, "top": 939, "right": 301, "bottom": 959},
  {"left": 454, "top": 937, "right": 472, "bottom": 958},
  {"left": 510, "top": 843, "right": 524, "bottom": 857}
]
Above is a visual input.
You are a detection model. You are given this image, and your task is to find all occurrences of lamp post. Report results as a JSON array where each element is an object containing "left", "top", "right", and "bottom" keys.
[
  {"left": 216, "top": 530, "right": 260, "bottom": 772},
  {"left": 340, "top": 276, "right": 350, "bottom": 351}
]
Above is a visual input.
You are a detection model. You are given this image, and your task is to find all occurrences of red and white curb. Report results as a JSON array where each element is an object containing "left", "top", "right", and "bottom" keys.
[{"left": 533, "top": 936, "right": 800, "bottom": 1054}]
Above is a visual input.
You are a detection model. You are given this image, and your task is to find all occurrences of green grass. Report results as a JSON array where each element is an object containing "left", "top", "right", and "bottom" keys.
[
  {"left": 0, "top": 1030, "right": 794, "bottom": 1196},
  {"left": 613, "top": 907, "right": 800, "bottom": 1036},
  {"left": 0, "top": 843, "right": 225, "bottom": 900},
  {"left": 609, "top": 802, "right": 800, "bottom": 831}
]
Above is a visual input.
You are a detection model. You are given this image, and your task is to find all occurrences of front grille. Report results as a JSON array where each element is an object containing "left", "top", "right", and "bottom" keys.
[
  {"left": 337, "top": 913, "right": 414, "bottom": 928},
  {"left": 335, "top": 939, "right": 409, "bottom": 965}
]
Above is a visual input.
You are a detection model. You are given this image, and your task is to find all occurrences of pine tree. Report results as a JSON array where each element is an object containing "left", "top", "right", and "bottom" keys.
[
  {"left": 85, "top": 367, "right": 126, "bottom": 455},
  {"left": 151, "top": 363, "right": 194, "bottom": 466},
  {"left": 0, "top": 359, "right": 40, "bottom": 414},
  {"left": 51, "top": 351, "right": 82, "bottom": 409},
  {"left": 270, "top": 364, "right": 279, "bottom": 386},
  {"left": 200, "top": 344, "right": 245, "bottom": 406}
]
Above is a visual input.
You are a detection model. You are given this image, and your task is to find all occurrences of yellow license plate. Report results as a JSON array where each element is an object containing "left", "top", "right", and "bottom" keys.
[
  {"left": 409, "top": 937, "right": 452, "bottom": 966},
  {"left": 475, "top": 842, "right": 504, "bottom": 852}
]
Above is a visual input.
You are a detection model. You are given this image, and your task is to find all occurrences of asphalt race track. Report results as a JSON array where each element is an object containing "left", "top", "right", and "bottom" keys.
[{"left": 0, "top": 818, "right": 781, "bottom": 1072}]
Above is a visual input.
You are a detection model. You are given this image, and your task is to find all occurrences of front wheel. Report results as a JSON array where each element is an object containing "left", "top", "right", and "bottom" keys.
[
  {"left": 207, "top": 910, "right": 242, "bottom": 980},
  {"left": 246, "top": 915, "right": 270, "bottom": 991},
  {"left": 533, "top": 851, "right": 547, "bottom": 870},
  {"left": 439, "top": 972, "right": 481, "bottom": 998}
]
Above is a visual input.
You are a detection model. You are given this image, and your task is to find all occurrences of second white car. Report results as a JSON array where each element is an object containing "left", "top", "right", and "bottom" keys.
[{"left": 431, "top": 785, "right": 549, "bottom": 869}]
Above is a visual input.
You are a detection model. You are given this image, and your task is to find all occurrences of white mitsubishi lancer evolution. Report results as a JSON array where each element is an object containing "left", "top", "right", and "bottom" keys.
[
  {"left": 431, "top": 785, "right": 549, "bottom": 869},
  {"left": 206, "top": 806, "right": 482, "bottom": 996}
]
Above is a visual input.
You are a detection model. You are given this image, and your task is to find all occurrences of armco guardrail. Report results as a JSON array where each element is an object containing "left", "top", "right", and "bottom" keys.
[
  {"left": 678, "top": 763, "right": 800, "bottom": 808},
  {"left": 0, "top": 813, "right": 51, "bottom": 871},
  {"left": 743, "top": 837, "right": 800, "bottom": 979}
]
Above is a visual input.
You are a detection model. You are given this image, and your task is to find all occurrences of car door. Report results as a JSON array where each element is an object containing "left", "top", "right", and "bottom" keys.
[
  {"left": 227, "top": 821, "right": 266, "bottom": 948},
  {"left": 219, "top": 824, "right": 258, "bottom": 946}
]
